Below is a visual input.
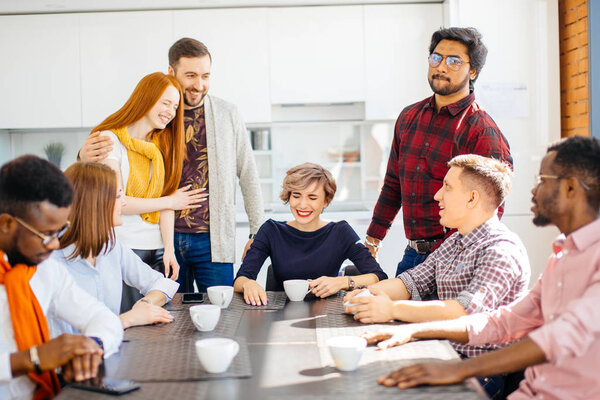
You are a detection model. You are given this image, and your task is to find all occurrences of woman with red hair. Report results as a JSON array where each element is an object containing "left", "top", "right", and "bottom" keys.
[{"left": 90, "top": 72, "right": 205, "bottom": 311}]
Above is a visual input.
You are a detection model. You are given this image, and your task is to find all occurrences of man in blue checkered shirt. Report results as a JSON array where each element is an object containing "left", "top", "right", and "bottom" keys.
[{"left": 345, "top": 154, "right": 530, "bottom": 399}]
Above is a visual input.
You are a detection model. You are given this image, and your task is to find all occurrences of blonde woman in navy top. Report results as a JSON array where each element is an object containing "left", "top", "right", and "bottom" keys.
[{"left": 234, "top": 163, "right": 387, "bottom": 306}]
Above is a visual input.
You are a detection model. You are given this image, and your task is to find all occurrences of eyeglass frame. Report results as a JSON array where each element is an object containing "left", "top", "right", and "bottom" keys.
[
  {"left": 13, "top": 216, "right": 70, "bottom": 246},
  {"left": 534, "top": 174, "right": 590, "bottom": 191},
  {"left": 428, "top": 52, "right": 470, "bottom": 71}
]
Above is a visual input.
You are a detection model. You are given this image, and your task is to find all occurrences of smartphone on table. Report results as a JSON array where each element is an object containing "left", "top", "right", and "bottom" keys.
[
  {"left": 182, "top": 292, "right": 204, "bottom": 303},
  {"left": 70, "top": 377, "right": 140, "bottom": 395}
]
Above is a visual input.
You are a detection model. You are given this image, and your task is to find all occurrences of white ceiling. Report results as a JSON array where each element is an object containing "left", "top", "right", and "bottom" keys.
[{"left": 0, "top": 0, "right": 441, "bottom": 14}]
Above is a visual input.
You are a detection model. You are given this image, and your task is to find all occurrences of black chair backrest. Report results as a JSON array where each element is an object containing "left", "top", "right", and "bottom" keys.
[
  {"left": 265, "top": 264, "right": 283, "bottom": 291},
  {"left": 339, "top": 264, "right": 360, "bottom": 276}
]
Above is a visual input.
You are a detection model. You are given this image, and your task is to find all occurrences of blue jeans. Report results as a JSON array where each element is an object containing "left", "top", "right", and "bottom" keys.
[
  {"left": 395, "top": 246, "right": 430, "bottom": 276},
  {"left": 459, "top": 354, "right": 508, "bottom": 400},
  {"left": 174, "top": 232, "right": 233, "bottom": 293}
]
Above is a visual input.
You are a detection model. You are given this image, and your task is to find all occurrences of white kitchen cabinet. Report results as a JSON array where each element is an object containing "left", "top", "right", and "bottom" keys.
[
  {"left": 364, "top": 4, "right": 443, "bottom": 120},
  {"left": 173, "top": 8, "right": 271, "bottom": 123},
  {"left": 239, "top": 120, "right": 394, "bottom": 213},
  {"left": 268, "top": 6, "right": 365, "bottom": 104},
  {"left": 79, "top": 11, "right": 174, "bottom": 128},
  {"left": 0, "top": 14, "right": 81, "bottom": 129}
]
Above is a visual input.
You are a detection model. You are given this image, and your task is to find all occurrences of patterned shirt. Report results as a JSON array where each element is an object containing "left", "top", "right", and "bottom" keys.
[
  {"left": 398, "top": 216, "right": 530, "bottom": 357},
  {"left": 175, "top": 105, "right": 210, "bottom": 233},
  {"left": 367, "top": 92, "right": 513, "bottom": 242}
]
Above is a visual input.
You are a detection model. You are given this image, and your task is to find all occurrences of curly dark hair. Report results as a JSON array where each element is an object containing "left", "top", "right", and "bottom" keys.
[
  {"left": 548, "top": 136, "right": 600, "bottom": 211},
  {"left": 429, "top": 27, "right": 488, "bottom": 89},
  {"left": 0, "top": 155, "right": 73, "bottom": 219}
]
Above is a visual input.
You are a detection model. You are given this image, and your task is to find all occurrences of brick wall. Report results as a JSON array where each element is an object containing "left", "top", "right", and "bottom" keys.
[{"left": 559, "top": 0, "right": 589, "bottom": 137}]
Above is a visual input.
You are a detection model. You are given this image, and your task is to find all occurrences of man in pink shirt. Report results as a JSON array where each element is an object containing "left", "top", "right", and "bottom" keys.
[{"left": 362, "top": 136, "right": 600, "bottom": 400}]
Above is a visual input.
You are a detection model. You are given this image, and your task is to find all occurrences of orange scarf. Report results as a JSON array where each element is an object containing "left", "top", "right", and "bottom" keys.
[{"left": 0, "top": 250, "right": 60, "bottom": 399}]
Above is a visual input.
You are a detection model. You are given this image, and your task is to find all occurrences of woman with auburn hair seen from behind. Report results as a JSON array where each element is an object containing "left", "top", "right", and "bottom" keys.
[
  {"left": 45, "top": 162, "right": 179, "bottom": 334},
  {"left": 89, "top": 72, "right": 206, "bottom": 312},
  {"left": 234, "top": 163, "right": 387, "bottom": 305}
]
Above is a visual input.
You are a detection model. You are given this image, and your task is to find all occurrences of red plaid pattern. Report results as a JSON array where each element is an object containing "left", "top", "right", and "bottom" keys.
[
  {"left": 367, "top": 93, "right": 512, "bottom": 242},
  {"left": 398, "top": 216, "right": 531, "bottom": 357}
]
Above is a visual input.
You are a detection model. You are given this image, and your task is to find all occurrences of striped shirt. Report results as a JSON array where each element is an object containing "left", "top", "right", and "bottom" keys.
[{"left": 398, "top": 216, "right": 530, "bottom": 357}]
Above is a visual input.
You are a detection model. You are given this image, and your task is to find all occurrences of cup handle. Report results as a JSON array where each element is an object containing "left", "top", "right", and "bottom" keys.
[
  {"left": 232, "top": 341, "right": 240, "bottom": 357},
  {"left": 192, "top": 314, "right": 204, "bottom": 330}
]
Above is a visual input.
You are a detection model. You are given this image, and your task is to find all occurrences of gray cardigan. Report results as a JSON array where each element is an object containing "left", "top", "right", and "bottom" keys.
[{"left": 204, "top": 95, "right": 264, "bottom": 263}]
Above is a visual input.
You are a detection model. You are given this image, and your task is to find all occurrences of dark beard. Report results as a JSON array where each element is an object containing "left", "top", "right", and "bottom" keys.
[
  {"left": 532, "top": 188, "right": 558, "bottom": 227},
  {"left": 5, "top": 244, "right": 36, "bottom": 266},
  {"left": 428, "top": 73, "right": 470, "bottom": 96},
  {"left": 532, "top": 214, "right": 552, "bottom": 227},
  {"left": 184, "top": 92, "right": 206, "bottom": 108}
]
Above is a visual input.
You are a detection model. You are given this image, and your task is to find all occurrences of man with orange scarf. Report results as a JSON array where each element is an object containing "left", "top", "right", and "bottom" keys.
[{"left": 0, "top": 155, "right": 123, "bottom": 399}]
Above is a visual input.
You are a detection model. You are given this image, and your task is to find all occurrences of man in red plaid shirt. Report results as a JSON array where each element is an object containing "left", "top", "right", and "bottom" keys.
[{"left": 365, "top": 27, "right": 512, "bottom": 276}]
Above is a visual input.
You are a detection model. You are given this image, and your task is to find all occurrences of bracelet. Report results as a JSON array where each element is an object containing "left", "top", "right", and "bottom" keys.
[
  {"left": 88, "top": 336, "right": 104, "bottom": 351},
  {"left": 29, "top": 346, "right": 42, "bottom": 375},
  {"left": 365, "top": 238, "right": 382, "bottom": 249},
  {"left": 249, "top": 234, "right": 256, "bottom": 239}
]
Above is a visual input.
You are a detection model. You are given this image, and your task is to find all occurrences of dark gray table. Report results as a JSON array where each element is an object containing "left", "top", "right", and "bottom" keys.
[{"left": 57, "top": 292, "right": 488, "bottom": 400}]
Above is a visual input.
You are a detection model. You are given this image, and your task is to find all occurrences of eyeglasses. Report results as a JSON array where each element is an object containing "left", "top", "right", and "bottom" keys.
[
  {"left": 14, "top": 216, "right": 70, "bottom": 246},
  {"left": 428, "top": 53, "right": 469, "bottom": 71},
  {"left": 534, "top": 174, "right": 590, "bottom": 191}
]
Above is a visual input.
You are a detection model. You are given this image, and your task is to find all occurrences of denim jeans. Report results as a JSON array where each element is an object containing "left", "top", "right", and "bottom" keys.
[
  {"left": 174, "top": 232, "right": 234, "bottom": 293},
  {"left": 459, "top": 354, "right": 510, "bottom": 400},
  {"left": 395, "top": 246, "right": 431, "bottom": 276}
]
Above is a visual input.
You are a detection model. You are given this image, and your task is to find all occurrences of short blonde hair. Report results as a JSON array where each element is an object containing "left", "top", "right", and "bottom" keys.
[
  {"left": 280, "top": 163, "right": 337, "bottom": 205},
  {"left": 448, "top": 154, "right": 512, "bottom": 209}
]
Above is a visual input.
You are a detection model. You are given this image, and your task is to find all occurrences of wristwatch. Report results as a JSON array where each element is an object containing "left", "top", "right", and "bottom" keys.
[
  {"left": 249, "top": 234, "right": 256, "bottom": 239},
  {"left": 347, "top": 276, "right": 356, "bottom": 291}
]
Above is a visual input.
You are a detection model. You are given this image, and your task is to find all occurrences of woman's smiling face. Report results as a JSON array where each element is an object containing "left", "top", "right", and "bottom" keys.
[{"left": 288, "top": 180, "right": 327, "bottom": 231}]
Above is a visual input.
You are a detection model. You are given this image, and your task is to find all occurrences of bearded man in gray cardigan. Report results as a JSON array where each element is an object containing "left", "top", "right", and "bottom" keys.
[{"left": 80, "top": 38, "right": 264, "bottom": 293}]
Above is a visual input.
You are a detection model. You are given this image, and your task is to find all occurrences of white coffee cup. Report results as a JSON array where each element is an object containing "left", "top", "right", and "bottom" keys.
[
  {"left": 283, "top": 279, "right": 310, "bottom": 301},
  {"left": 195, "top": 338, "right": 240, "bottom": 373},
  {"left": 343, "top": 289, "right": 375, "bottom": 313},
  {"left": 207, "top": 286, "right": 234, "bottom": 308},
  {"left": 189, "top": 304, "right": 221, "bottom": 332},
  {"left": 327, "top": 336, "right": 367, "bottom": 372}
]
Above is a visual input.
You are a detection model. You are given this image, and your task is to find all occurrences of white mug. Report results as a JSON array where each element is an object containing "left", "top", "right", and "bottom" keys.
[
  {"left": 189, "top": 304, "right": 221, "bottom": 332},
  {"left": 207, "top": 285, "right": 234, "bottom": 308},
  {"left": 283, "top": 279, "right": 311, "bottom": 301},
  {"left": 343, "top": 289, "right": 375, "bottom": 313},
  {"left": 327, "top": 336, "right": 367, "bottom": 372},
  {"left": 195, "top": 338, "right": 240, "bottom": 373}
]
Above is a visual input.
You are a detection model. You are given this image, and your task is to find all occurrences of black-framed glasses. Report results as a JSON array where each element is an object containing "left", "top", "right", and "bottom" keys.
[
  {"left": 14, "top": 216, "right": 70, "bottom": 246},
  {"left": 534, "top": 174, "right": 590, "bottom": 191},
  {"left": 428, "top": 52, "right": 469, "bottom": 71}
]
